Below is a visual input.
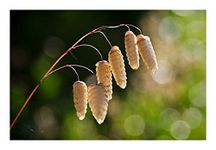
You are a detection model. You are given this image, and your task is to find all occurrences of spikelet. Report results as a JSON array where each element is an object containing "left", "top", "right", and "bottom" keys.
[
  {"left": 137, "top": 34, "right": 158, "bottom": 74},
  {"left": 73, "top": 81, "right": 88, "bottom": 120},
  {"left": 124, "top": 31, "right": 140, "bottom": 70},
  {"left": 96, "top": 60, "right": 113, "bottom": 101},
  {"left": 108, "top": 46, "right": 127, "bottom": 89},
  {"left": 88, "top": 84, "right": 108, "bottom": 124}
]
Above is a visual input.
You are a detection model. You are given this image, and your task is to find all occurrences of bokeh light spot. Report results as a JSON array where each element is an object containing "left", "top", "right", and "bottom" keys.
[
  {"left": 43, "top": 36, "right": 64, "bottom": 58},
  {"left": 188, "top": 81, "right": 206, "bottom": 107},
  {"left": 159, "top": 108, "right": 181, "bottom": 131},
  {"left": 172, "top": 10, "right": 194, "bottom": 17},
  {"left": 152, "top": 60, "right": 175, "bottom": 84},
  {"left": 34, "top": 106, "right": 58, "bottom": 139},
  {"left": 124, "top": 115, "right": 145, "bottom": 136},
  {"left": 183, "top": 107, "right": 202, "bottom": 129},
  {"left": 170, "top": 120, "right": 191, "bottom": 140},
  {"left": 158, "top": 16, "right": 182, "bottom": 41}
]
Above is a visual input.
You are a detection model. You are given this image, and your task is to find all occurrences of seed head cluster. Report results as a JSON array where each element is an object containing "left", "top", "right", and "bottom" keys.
[
  {"left": 96, "top": 60, "right": 113, "bottom": 101},
  {"left": 72, "top": 29, "right": 158, "bottom": 124},
  {"left": 10, "top": 25, "right": 159, "bottom": 131},
  {"left": 73, "top": 81, "right": 88, "bottom": 120}
]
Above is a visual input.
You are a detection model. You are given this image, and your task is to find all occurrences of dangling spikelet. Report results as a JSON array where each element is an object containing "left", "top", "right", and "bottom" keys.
[
  {"left": 96, "top": 60, "right": 113, "bottom": 101},
  {"left": 88, "top": 84, "right": 108, "bottom": 124},
  {"left": 137, "top": 34, "right": 158, "bottom": 74},
  {"left": 124, "top": 31, "right": 140, "bottom": 70},
  {"left": 73, "top": 81, "right": 88, "bottom": 120},
  {"left": 108, "top": 46, "right": 127, "bottom": 89}
]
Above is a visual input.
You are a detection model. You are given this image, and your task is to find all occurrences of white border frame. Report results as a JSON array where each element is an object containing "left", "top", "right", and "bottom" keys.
[{"left": 1, "top": 0, "right": 214, "bottom": 150}]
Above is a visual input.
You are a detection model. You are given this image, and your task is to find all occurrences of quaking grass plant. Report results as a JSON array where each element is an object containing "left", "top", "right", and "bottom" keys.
[{"left": 10, "top": 24, "right": 158, "bottom": 128}]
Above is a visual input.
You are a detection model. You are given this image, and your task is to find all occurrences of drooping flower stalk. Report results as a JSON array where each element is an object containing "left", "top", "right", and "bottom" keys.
[{"left": 10, "top": 24, "right": 155, "bottom": 129}]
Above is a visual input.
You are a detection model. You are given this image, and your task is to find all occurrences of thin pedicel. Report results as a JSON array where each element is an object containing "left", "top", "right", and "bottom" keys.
[
  {"left": 95, "top": 31, "right": 113, "bottom": 48},
  {"left": 10, "top": 24, "right": 157, "bottom": 128},
  {"left": 73, "top": 44, "right": 103, "bottom": 61},
  {"left": 10, "top": 26, "right": 103, "bottom": 129},
  {"left": 48, "top": 64, "right": 95, "bottom": 80}
]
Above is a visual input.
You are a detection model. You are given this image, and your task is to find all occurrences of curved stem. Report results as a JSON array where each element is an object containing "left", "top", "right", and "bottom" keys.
[
  {"left": 98, "top": 24, "right": 141, "bottom": 34},
  {"left": 10, "top": 24, "right": 142, "bottom": 129},
  {"left": 10, "top": 84, "right": 40, "bottom": 129},
  {"left": 10, "top": 28, "right": 97, "bottom": 129},
  {"left": 48, "top": 64, "right": 94, "bottom": 79},
  {"left": 125, "top": 24, "right": 142, "bottom": 34},
  {"left": 95, "top": 31, "right": 112, "bottom": 48},
  {"left": 98, "top": 24, "right": 126, "bottom": 30},
  {"left": 124, "top": 24, "right": 130, "bottom": 31},
  {"left": 42, "top": 29, "right": 98, "bottom": 80},
  {"left": 71, "top": 64, "right": 94, "bottom": 74},
  {"left": 73, "top": 44, "right": 103, "bottom": 60},
  {"left": 48, "top": 65, "right": 80, "bottom": 81}
]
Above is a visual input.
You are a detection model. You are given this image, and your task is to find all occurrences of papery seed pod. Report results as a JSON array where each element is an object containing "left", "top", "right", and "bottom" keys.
[
  {"left": 96, "top": 60, "right": 113, "bottom": 101},
  {"left": 108, "top": 46, "right": 127, "bottom": 89},
  {"left": 137, "top": 34, "right": 158, "bottom": 75},
  {"left": 73, "top": 81, "right": 88, "bottom": 120},
  {"left": 88, "top": 84, "right": 108, "bottom": 124},
  {"left": 124, "top": 31, "right": 140, "bottom": 70}
]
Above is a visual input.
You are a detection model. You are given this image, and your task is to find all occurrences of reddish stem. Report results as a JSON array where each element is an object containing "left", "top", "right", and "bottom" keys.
[
  {"left": 10, "top": 24, "right": 137, "bottom": 129},
  {"left": 10, "top": 84, "right": 40, "bottom": 129},
  {"left": 10, "top": 28, "right": 97, "bottom": 129}
]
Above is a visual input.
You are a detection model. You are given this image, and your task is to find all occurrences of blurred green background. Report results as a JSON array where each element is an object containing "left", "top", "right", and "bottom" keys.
[{"left": 10, "top": 10, "right": 206, "bottom": 140}]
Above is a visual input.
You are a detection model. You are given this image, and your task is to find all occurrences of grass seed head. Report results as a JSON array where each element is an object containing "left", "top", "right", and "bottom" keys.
[
  {"left": 124, "top": 31, "right": 140, "bottom": 70},
  {"left": 96, "top": 60, "right": 113, "bottom": 101},
  {"left": 137, "top": 34, "right": 158, "bottom": 75},
  {"left": 73, "top": 81, "right": 88, "bottom": 120},
  {"left": 88, "top": 84, "right": 108, "bottom": 124},
  {"left": 108, "top": 46, "right": 127, "bottom": 89}
]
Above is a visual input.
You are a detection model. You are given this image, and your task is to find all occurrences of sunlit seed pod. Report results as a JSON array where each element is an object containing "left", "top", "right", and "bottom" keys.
[
  {"left": 137, "top": 34, "right": 158, "bottom": 75},
  {"left": 96, "top": 60, "right": 113, "bottom": 101},
  {"left": 73, "top": 81, "right": 88, "bottom": 120},
  {"left": 124, "top": 31, "right": 140, "bottom": 70},
  {"left": 88, "top": 84, "right": 108, "bottom": 124},
  {"left": 108, "top": 46, "right": 127, "bottom": 89}
]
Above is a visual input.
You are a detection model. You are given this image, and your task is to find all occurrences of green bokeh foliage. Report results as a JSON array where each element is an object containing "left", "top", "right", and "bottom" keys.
[{"left": 10, "top": 10, "right": 206, "bottom": 140}]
